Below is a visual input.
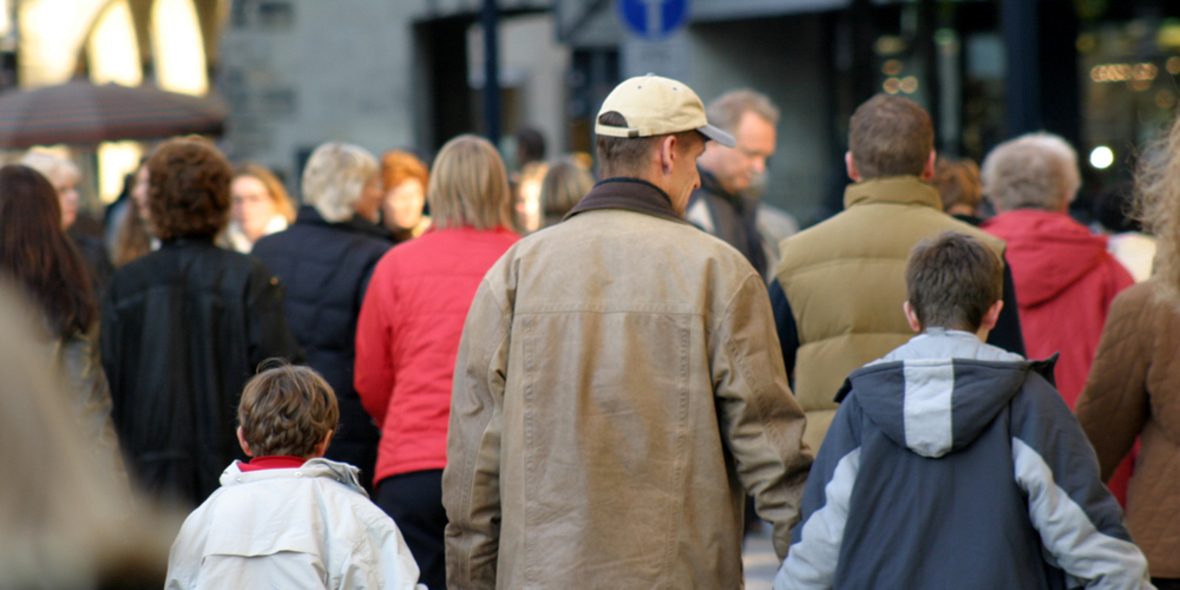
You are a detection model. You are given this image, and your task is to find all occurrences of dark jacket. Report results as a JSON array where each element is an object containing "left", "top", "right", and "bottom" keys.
[
  {"left": 252, "top": 206, "right": 391, "bottom": 490},
  {"left": 69, "top": 228, "right": 115, "bottom": 297},
  {"left": 685, "top": 169, "right": 767, "bottom": 276},
  {"left": 101, "top": 237, "right": 301, "bottom": 506},
  {"left": 776, "top": 330, "right": 1150, "bottom": 590}
]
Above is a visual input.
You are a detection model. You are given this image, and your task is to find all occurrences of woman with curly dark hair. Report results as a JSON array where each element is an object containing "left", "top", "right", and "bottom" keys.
[
  {"left": 101, "top": 137, "right": 302, "bottom": 507},
  {"left": 0, "top": 164, "right": 118, "bottom": 458}
]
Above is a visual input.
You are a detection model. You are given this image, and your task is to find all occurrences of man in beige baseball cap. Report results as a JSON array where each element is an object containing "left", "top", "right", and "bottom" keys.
[{"left": 444, "top": 73, "right": 812, "bottom": 589}]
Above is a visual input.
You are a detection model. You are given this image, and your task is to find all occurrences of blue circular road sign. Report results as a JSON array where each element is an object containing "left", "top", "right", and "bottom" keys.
[{"left": 618, "top": 0, "right": 689, "bottom": 39}]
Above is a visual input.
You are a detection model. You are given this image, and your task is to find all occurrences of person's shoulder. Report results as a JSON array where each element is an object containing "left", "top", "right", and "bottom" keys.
[
  {"left": 939, "top": 216, "right": 1006, "bottom": 254},
  {"left": 1108, "top": 280, "right": 1165, "bottom": 325}
]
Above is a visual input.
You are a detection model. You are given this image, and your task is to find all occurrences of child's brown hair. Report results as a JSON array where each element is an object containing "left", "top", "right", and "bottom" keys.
[
  {"left": 906, "top": 232, "right": 1003, "bottom": 332},
  {"left": 238, "top": 361, "right": 339, "bottom": 458}
]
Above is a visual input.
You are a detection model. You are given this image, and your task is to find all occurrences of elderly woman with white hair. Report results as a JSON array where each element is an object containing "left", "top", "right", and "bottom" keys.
[
  {"left": 250, "top": 142, "right": 392, "bottom": 494},
  {"left": 980, "top": 133, "right": 1133, "bottom": 408},
  {"left": 20, "top": 151, "right": 115, "bottom": 294},
  {"left": 981, "top": 135, "right": 1137, "bottom": 508}
]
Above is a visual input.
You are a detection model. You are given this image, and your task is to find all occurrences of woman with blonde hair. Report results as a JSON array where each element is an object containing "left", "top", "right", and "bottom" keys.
[
  {"left": 380, "top": 150, "right": 432, "bottom": 242},
  {"left": 251, "top": 142, "right": 392, "bottom": 492},
  {"left": 539, "top": 157, "right": 594, "bottom": 228},
  {"left": 225, "top": 163, "right": 296, "bottom": 253},
  {"left": 1075, "top": 115, "right": 1180, "bottom": 589},
  {"left": 355, "top": 134, "right": 519, "bottom": 589}
]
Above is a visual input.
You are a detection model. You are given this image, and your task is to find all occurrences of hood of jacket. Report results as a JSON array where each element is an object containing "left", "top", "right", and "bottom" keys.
[
  {"left": 839, "top": 329, "right": 1051, "bottom": 458},
  {"left": 983, "top": 209, "right": 1110, "bottom": 306},
  {"left": 220, "top": 457, "right": 369, "bottom": 497}
]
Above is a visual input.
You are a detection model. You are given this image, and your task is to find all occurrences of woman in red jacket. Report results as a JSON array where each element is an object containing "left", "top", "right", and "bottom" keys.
[
  {"left": 980, "top": 132, "right": 1135, "bottom": 503},
  {"left": 355, "top": 135, "right": 519, "bottom": 589}
]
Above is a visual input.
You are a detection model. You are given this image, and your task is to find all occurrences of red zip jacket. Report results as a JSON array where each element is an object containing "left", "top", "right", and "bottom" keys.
[
  {"left": 355, "top": 226, "right": 519, "bottom": 484},
  {"left": 983, "top": 209, "right": 1133, "bottom": 407},
  {"left": 984, "top": 210, "right": 1137, "bottom": 505}
]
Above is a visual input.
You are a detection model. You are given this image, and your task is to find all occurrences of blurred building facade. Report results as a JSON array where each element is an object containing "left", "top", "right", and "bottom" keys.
[
  {"left": 0, "top": 0, "right": 224, "bottom": 205},
  {"left": 5, "top": 0, "right": 1177, "bottom": 221},
  {"left": 216, "top": 0, "right": 1180, "bottom": 222}
]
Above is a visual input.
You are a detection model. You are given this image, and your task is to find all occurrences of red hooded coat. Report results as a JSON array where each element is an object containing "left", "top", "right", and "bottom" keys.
[
  {"left": 984, "top": 209, "right": 1136, "bottom": 504},
  {"left": 983, "top": 209, "right": 1133, "bottom": 407}
]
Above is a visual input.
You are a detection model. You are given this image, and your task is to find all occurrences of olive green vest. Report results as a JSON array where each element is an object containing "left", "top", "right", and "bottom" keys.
[{"left": 775, "top": 176, "right": 1006, "bottom": 451}]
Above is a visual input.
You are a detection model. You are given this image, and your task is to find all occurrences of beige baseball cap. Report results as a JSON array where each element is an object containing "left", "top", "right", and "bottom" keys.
[{"left": 595, "top": 74, "right": 736, "bottom": 148}]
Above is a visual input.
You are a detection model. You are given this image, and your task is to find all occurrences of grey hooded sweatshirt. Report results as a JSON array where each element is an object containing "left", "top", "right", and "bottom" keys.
[{"left": 775, "top": 329, "right": 1153, "bottom": 590}]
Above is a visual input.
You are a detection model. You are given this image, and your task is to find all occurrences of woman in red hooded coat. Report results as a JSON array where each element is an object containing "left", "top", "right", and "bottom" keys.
[{"left": 981, "top": 132, "right": 1134, "bottom": 502}]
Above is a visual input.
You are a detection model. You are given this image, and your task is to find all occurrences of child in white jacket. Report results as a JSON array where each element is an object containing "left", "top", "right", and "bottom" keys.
[{"left": 166, "top": 362, "right": 425, "bottom": 590}]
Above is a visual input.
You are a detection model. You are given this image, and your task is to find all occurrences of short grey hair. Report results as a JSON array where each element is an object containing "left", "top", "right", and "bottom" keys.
[
  {"left": 981, "top": 132, "right": 1080, "bottom": 212},
  {"left": 706, "top": 89, "right": 780, "bottom": 133},
  {"left": 19, "top": 152, "right": 80, "bottom": 188},
  {"left": 301, "top": 142, "right": 379, "bottom": 222}
]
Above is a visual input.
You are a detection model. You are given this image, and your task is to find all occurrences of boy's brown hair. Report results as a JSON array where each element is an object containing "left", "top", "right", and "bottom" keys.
[
  {"left": 906, "top": 232, "right": 1003, "bottom": 332},
  {"left": 238, "top": 362, "right": 339, "bottom": 458}
]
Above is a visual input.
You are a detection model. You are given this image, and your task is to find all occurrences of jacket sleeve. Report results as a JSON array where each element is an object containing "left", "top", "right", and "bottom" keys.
[
  {"left": 986, "top": 256, "right": 1026, "bottom": 356},
  {"left": 1074, "top": 289, "right": 1149, "bottom": 482},
  {"left": 712, "top": 273, "right": 814, "bottom": 560},
  {"left": 355, "top": 257, "right": 397, "bottom": 426},
  {"left": 244, "top": 262, "right": 303, "bottom": 367},
  {"left": 774, "top": 393, "right": 863, "bottom": 590},
  {"left": 442, "top": 273, "right": 512, "bottom": 590},
  {"left": 1010, "top": 372, "right": 1153, "bottom": 590}
]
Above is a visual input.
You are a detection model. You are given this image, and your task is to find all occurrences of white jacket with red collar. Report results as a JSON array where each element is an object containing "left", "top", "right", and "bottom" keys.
[{"left": 166, "top": 458, "right": 424, "bottom": 590}]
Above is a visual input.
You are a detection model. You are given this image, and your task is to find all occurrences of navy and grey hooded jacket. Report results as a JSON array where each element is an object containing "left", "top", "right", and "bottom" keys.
[{"left": 774, "top": 329, "right": 1153, "bottom": 590}]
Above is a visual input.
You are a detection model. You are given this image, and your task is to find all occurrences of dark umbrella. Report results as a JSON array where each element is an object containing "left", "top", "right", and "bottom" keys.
[{"left": 0, "top": 80, "right": 227, "bottom": 149}]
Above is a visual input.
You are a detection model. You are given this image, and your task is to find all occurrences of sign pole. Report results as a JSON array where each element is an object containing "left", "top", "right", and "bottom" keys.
[{"left": 482, "top": 0, "right": 501, "bottom": 147}]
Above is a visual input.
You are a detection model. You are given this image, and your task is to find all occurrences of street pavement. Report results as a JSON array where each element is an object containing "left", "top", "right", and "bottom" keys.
[{"left": 742, "top": 524, "right": 779, "bottom": 589}]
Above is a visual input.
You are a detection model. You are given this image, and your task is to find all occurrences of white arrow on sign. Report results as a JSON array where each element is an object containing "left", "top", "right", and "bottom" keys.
[{"left": 641, "top": 0, "right": 664, "bottom": 35}]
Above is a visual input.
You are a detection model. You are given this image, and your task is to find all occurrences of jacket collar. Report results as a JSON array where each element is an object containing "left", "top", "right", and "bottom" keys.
[
  {"left": 161, "top": 235, "right": 216, "bottom": 248},
  {"left": 697, "top": 167, "right": 740, "bottom": 204},
  {"left": 843, "top": 175, "right": 943, "bottom": 211},
  {"left": 566, "top": 177, "right": 687, "bottom": 224},
  {"left": 222, "top": 457, "right": 369, "bottom": 497},
  {"left": 296, "top": 205, "right": 394, "bottom": 240}
]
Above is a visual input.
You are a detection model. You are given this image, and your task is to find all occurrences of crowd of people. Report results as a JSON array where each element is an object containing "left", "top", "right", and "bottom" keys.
[{"left": 0, "top": 71, "right": 1177, "bottom": 590}]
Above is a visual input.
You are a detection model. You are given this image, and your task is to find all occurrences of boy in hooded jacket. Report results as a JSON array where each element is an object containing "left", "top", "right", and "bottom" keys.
[
  {"left": 166, "top": 363, "right": 424, "bottom": 590},
  {"left": 775, "top": 232, "right": 1153, "bottom": 590}
]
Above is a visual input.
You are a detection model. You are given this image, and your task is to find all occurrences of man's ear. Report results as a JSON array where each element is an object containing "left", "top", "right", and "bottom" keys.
[
  {"left": 920, "top": 150, "right": 937, "bottom": 181},
  {"left": 237, "top": 426, "right": 254, "bottom": 458},
  {"left": 659, "top": 135, "right": 678, "bottom": 175},
  {"left": 903, "top": 301, "right": 922, "bottom": 333},
  {"left": 845, "top": 151, "right": 861, "bottom": 182}
]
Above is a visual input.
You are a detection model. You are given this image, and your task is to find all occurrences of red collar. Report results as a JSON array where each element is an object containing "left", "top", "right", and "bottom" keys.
[{"left": 238, "top": 455, "right": 308, "bottom": 472}]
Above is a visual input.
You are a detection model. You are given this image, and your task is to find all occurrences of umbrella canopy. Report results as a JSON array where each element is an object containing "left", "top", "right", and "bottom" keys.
[{"left": 0, "top": 80, "right": 227, "bottom": 149}]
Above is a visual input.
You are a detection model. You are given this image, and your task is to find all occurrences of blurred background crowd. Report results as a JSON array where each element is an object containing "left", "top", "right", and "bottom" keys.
[{"left": 1, "top": 0, "right": 1180, "bottom": 588}]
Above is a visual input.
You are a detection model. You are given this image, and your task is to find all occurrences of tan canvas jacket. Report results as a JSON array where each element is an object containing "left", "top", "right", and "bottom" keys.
[
  {"left": 1076, "top": 280, "right": 1180, "bottom": 578},
  {"left": 775, "top": 176, "right": 1006, "bottom": 451},
  {"left": 443, "top": 180, "right": 812, "bottom": 589}
]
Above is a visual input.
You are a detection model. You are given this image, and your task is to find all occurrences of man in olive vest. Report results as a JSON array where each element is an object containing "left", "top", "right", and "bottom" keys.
[{"left": 770, "top": 94, "right": 1024, "bottom": 452}]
